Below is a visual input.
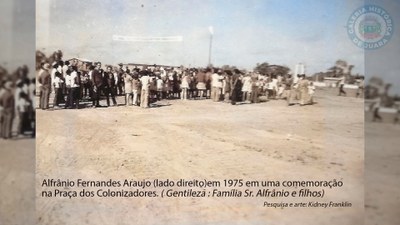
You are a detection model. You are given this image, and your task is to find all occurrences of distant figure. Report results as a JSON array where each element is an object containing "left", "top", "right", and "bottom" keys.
[
  {"left": 211, "top": 69, "right": 223, "bottom": 102},
  {"left": 0, "top": 81, "right": 15, "bottom": 139},
  {"left": 287, "top": 74, "right": 299, "bottom": 106},
  {"left": 241, "top": 74, "right": 252, "bottom": 103},
  {"left": 38, "top": 63, "right": 51, "bottom": 110},
  {"left": 338, "top": 75, "right": 346, "bottom": 96},
  {"left": 308, "top": 81, "right": 316, "bottom": 104},
  {"left": 223, "top": 71, "right": 231, "bottom": 103},
  {"left": 356, "top": 77, "right": 364, "bottom": 98},
  {"left": 132, "top": 75, "right": 140, "bottom": 106},
  {"left": 298, "top": 74, "right": 311, "bottom": 106},
  {"left": 196, "top": 69, "right": 207, "bottom": 99},
  {"left": 140, "top": 72, "right": 150, "bottom": 108},
  {"left": 180, "top": 72, "right": 190, "bottom": 100},
  {"left": 250, "top": 73, "right": 260, "bottom": 103},
  {"left": 372, "top": 98, "right": 382, "bottom": 122},
  {"left": 103, "top": 66, "right": 117, "bottom": 107},
  {"left": 230, "top": 69, "right": 242, "bottom": 105},
  {"left": 124, "top": 72, "right": 133, "bottom": 106},
  {"left": 91, "top": 63, "right": 104, "bottom": 107},
  {"left": 16, "top": 92, "right": 32, "bottom": 136},
  {"left": 53, "top": 71, "right": 64, "bottom": 107}
]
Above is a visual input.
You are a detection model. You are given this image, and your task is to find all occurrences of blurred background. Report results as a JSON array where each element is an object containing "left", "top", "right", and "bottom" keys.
[
  {"left": 0, "top": 0, "right": 35, "bottom": 224},
  {"left": 364, "top": 1, "right": 400, "bottom": 225}
]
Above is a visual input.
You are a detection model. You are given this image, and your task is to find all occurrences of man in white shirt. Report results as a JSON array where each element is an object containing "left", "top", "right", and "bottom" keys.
[
  {"left": 50, "top": 63, "right": 58, "bottom": 93},
  {"left": 139, "top": 72, "right": 151, "bottom": 108},
  {"left": 211, "top": 69, "right": 223, "bottom": 102},
  {"left": 69, "top": 66, "right": 80, "bottom": 109}
]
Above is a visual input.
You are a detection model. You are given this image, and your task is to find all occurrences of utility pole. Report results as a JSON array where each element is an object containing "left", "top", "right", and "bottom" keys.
[{"left": 208, "top": 26, "right": 213, "bottom": 67}]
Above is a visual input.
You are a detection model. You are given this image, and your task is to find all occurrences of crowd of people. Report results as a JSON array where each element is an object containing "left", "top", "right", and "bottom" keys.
[
  {"left": 0, "top": 65, "right": 36, "bottom": 139},
  {"left": 37, "top": 59, "right": 316, "bottom": 110}
]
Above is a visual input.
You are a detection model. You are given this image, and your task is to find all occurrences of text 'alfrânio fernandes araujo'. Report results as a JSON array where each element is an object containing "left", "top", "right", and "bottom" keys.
[{"left": 39, "top": 178, "right": 351, "bottom": 208}]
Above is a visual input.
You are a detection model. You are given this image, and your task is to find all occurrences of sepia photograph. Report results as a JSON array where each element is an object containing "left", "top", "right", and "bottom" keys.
[{"left": 32, "top": 0, "right": 378, "bottom": 224}]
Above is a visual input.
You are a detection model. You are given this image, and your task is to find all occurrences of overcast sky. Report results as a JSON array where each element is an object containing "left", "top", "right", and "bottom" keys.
[
  {"left": 36, "top": 0, "right": 399, "bottom": 94},
  {"left": 0, "top": 0, "right": 35, "bottom": 73}
]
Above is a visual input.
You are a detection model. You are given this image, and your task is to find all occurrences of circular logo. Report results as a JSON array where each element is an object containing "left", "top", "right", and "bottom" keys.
[{"left": 347, "top": 5, "right": 393, "bottom": 49}]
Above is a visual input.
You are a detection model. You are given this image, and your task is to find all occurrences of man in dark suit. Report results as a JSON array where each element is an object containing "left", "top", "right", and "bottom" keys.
[
  {"left": 103, "top": 66, "right": 117, "bottom": 106},
  {"left": 0, "top": 81, "right": 15, "bottom": 139},
  {"left": 91, "top": 63, "right": 104, "bottom": 107},
  {"left": 117, "top": 63, "right": 125, "bottom": 96},
  {"left": 38, "top": 63, "right": 51, "bottom": 110}
]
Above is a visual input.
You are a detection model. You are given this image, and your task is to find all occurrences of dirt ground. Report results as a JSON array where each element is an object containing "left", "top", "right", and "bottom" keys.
[
  {"left": 35, "top": 89, "right": 364, "bottom": 225},
  {"left": 365, "top": 121, "right": 400, "bottom": 225},
  {"left": 0, "top": 139, "right": 35, "bottom": 225}
]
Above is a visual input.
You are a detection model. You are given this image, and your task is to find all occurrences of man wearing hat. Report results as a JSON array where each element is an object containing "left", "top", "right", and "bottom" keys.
[
  {"left": 230, "top": 69, "right": 243, "bottom": 105},
  {"left": 91, "top": 63, "right": 104, "bottom": 107},
  {"left": 117, "top": 63, "right": 125, "bottom": 96},
  {"left": 0, "top": 81, "right": 15, "bottom": 139},
  {"left": 298, "top": 74, "right": 311, "bottom": 106},
  {"left": 38, "top": 63, "right": 52, "bottom": 110}
]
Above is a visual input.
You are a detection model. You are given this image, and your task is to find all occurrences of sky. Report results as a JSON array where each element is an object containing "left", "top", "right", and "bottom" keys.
[
  {"left": 36, "top": 0, "right": 399, "bottom": 94},
  {"left": 0, "top": 0, "right": 35, "bottom": 74}
]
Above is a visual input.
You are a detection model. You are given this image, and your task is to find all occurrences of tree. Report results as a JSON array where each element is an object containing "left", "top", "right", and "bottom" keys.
[
  {"left": 253, "top": 62, "right": 269, "bottom": 75},
  {"left": 221, "top": 65, "right": 237, "bottom": 71},
  {"left": 254, "top": 62, "right": 289, "bottom": 76}
]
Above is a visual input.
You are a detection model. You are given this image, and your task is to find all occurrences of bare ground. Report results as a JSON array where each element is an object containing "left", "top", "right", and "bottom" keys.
[
  {"left": 0, "top": 139, "right": 35, "bottom": 225},
  {"left": 365, "top": 122, "right": 400, "bottom": 225},
  {"left": 36, "top": 90, "right": 364, "bottom": 225}
]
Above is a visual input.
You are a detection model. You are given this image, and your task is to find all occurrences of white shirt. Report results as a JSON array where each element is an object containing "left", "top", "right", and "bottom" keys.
[
  {"left": 51, "top": 68, "right": 57, "bottom": 87},
  {"left": 140, "top": 76, "right": 151, "bottom": 89},
  {"left": 241, "top": 76, "right": 252, "bottom": 92},
  {"left": 211, "top": 73, "right": 223, "bottom": 88},
  {"left": 53, "top": 76, "right": 64, "bottom": 88},
  {"left": 17, "top": 98, "right": 30, "bottom": 113},
  {"left": 62, "top": 65, "right": 69, "bottom": 76},
  {"left": 70, "top": 71, "right": 79, "bottom": 88},
  {"left": 340, "top": 76, "right": 345, "bottom": 85},
  {"left": 113, "top": 72, "right": 119, "bottom": 85},
  {"left": 65, "top": 75, "right": 72, "bottom": 87},
  {"left": 88, "top": 70, "right": 93, "bottom": 80},
  {"left": 156, "top": 78, "right": 164, "bottom": 89}
]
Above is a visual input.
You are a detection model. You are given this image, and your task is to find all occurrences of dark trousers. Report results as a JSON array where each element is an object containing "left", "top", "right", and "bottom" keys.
[
  {"left": 104, "top": 87, "right": 117, "bottom": 106},
  {"left": 66, "top": 87, "right": 79, "bottom": 108},
  {"left": 118, "top": 81, "right": 124, "bottom": 95},
  {"left": 83, "top": 83, "right": 92, "bottom": 98},
  {"left": 53, "top": 88, "right": 63, "bottom": 107},
  {"left": 1, "top": 111, "right": 14, "bottom": 139},
  {"left": 373, "top": 108, "right": 382, "bottom": 122},
  {"left": 92, "top": 86, "right": 102, "bottom": 106},
  {"left": 65, "top": 88, "right": 72, "bottom": 108},
  {"left": 339, "top": 84, "right": 346, "bottom": 96},
  {"left": 231, "top": 89, "right": 240, "bottom": 105}
]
